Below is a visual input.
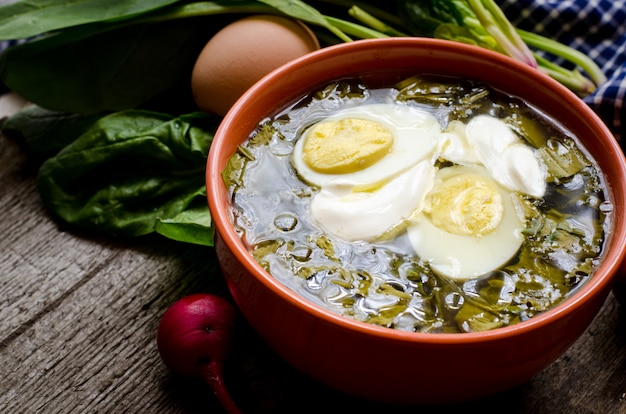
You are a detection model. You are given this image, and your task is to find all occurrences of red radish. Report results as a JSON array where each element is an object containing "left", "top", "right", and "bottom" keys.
[{"left": 157, "top": 293, "right": 242, "bottom": 414}]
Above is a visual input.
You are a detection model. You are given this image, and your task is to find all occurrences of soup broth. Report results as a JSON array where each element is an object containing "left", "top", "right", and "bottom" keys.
[{"left": 222, "top": 74, "right": 612, "bottom": 333}]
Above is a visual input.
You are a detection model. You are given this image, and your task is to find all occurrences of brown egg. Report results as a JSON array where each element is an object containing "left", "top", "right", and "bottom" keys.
[{"left": 191, "top": 14, "right": 320, "bottom": 117}]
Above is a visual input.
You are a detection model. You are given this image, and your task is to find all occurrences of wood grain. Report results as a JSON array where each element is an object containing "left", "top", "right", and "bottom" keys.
[{"left": 1, "top": 123, "right": 625, "bottom": 414}]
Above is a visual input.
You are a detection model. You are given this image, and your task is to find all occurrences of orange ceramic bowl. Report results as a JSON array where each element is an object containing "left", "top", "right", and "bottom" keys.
[{"left": 207, "top": 38, "right": 626, "bottom": 404}]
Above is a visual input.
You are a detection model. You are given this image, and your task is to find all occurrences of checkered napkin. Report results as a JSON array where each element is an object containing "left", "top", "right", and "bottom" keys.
[{"left": 497, "top": 0, "right": 626, "bottom": 146}]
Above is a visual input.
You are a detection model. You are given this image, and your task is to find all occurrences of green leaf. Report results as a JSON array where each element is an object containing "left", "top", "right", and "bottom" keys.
[
  {"left": 0, "top": 0, "right": 181, "bottom": 40},
  {"left": 455, "top": 302, "right": 504, "bottom": 332},
  {"left": 397, "top": 0, "right": 456, "bottom": 37},
  {"left": 0, "top": 16, "right": 211, "bottom": 114},
  {"left": 538, "top": 142, "right": 591, "bottom": 180},
  {"left": 155, "top": 191, "right": 214, "bottom": 246},
  {"left": 37, "top": 110, "right": 219, "bottom": 238},
  {"left": 1, "top": 104, "right": 105, "bottom": 159}
]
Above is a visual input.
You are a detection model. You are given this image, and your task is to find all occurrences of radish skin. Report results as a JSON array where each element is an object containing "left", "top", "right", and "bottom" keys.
[{"left": 157, "top": 293, "right": 242, "bottom": 413}]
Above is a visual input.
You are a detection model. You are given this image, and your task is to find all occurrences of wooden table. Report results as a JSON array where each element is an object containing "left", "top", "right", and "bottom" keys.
[{"left": 1, "top": 94, "right": 625, "bottom": 414}]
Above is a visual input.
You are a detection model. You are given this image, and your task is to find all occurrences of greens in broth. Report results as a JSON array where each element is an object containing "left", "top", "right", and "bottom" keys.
[{"left": 223, "top": 75, "right": 611, "bottom": 333}]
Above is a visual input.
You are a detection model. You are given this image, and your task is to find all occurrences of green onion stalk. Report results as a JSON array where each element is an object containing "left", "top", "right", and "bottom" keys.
[{"left": 336, "top": 0, "right": 606, "bottom": 97}]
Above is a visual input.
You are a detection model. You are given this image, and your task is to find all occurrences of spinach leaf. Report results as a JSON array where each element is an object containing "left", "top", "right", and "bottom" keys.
[
  {"left": 0, "top": 16, "right": 213, "bottom": 114},
  {"left": 0, "top": 0, "right": 181, "bottom": 40},
  {"left": 2, "top": 104, "right": 105, "bottom": 160},
  {"left": 37, "top": 110, "right": 219, "bottom": 245},
  {"left": 155, "top": 194, "right": 214, "bottom": 246},
  {"left": 0, "top": 0, "right": 288, "bottom": 115}
]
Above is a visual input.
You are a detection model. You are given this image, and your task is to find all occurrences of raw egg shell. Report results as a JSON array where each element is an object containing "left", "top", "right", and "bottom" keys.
[{"left": 191, "top": 14, "right": 320, "bottom": 117}]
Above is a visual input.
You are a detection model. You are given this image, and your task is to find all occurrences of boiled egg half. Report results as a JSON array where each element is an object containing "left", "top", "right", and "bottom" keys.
[
  {"left": 407, "top": 165, "right": 525, "bottom": 280},
  {"left": 292, "top": 103, "right": 441, "bottom": 241},
  {"left": 292, "top": 103, "right": 441, "bottom": 189}
]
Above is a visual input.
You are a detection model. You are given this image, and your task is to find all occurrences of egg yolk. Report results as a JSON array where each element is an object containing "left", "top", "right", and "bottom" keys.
[
  {"left": 302, "top": 118, "right": 394, "bottom": 174},
  {"left": 425, "top": 173, "right": 503, "bottom": 237}
]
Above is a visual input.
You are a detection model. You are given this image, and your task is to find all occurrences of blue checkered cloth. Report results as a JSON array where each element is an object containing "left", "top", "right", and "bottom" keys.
[{"left": 498, "top": 0, "right": 626, "bottom": 145}]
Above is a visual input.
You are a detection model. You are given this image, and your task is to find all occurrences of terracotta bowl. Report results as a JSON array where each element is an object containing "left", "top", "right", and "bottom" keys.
[{"left": 206, "top": 38, "right": 626, "bottom": 404}]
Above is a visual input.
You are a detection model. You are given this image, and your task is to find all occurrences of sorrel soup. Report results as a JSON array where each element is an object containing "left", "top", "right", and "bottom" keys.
[{"left": 222, "top": 74, "right": 613, "bottom": 333}]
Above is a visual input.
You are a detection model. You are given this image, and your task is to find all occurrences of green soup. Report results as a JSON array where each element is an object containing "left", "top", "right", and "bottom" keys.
[{"left": 222, "top": 75, "right": 612, "bottom": 333}]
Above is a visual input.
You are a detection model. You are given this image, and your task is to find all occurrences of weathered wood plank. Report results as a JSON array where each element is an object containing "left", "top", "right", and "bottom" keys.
[{"left": 1, "top": 239, "right": 227, "bottom": 413}]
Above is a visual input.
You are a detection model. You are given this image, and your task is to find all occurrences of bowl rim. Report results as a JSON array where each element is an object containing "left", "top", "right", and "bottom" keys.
[{"left": 207, "top": 37, "right": 626, "bottom": 344}]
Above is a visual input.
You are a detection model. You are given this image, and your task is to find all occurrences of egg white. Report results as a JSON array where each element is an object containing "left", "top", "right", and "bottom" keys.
[
  {"left": 311, "top": 159, "right": 436, "bottom": 242},
  {"left": 407, "top": 165, "right": 525, "bottom": 280}
]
